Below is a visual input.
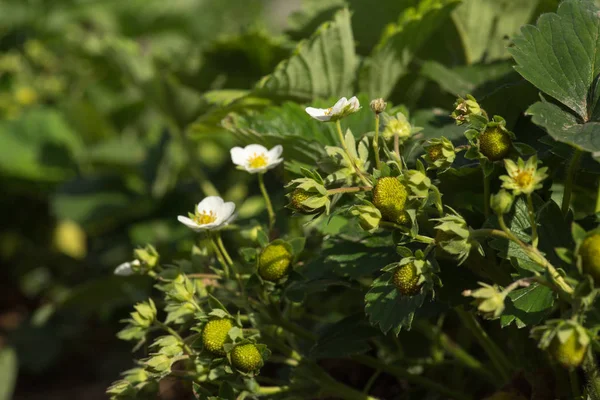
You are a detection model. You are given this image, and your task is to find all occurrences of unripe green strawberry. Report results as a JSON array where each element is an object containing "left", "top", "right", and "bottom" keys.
[
  {"left": 479, "top": 126, "right": 511, "bottom": 161},
  {"left": 372, "top": 177, "right": 408, "bottom": 224},
  {"left": 393, "top": 263, "right": 421, "bottom": 296},
  {"left": 580, "top": 233, "right": 600, "bottom": 282},
  {"left": 202, "top": 318, "right": 233, "bottom": 356},
  {"left": 258, "top": 243, "right": 292, "bottom": 281},
  {"left": 290, "top": 188, "right": 317, "bottom": 214},
  {"left": 231, "top": 343, "right": 262, "bottom": 372},
  {"left": 426, "top": 144, "right": 443, "bottom": 162},
  {"left": 549, "top": 332, "right": 588, "bottom": 368}
]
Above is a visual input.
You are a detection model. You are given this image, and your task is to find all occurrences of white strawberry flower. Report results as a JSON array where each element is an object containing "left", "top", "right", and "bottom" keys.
[
  {"left": 230, "top": 144, "right": 283, "bottom": 174},
  {"left": 305, "top": 96, "right": 360, "bottom": 122},
  {"left": 177, "top": 196, "right": 236, "bottom": 231},
  {"left": 114, "top": 259, "right": 140, "bottom": 276}
]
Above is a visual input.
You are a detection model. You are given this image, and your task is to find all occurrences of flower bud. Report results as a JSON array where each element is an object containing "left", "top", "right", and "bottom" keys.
[
  {"left": 464, "top": 282, "right": 506, "bottom": 319},
  {"left": 258, "top": 242, "right": 293, "bottom": 282},
  {"left": 372, "top": 177, "right": 409, "bottom": 225},
  {"left": 370, "top": 98, "right": 387, "bottom": 114},
  {"left": 423, "top": 137, "right": 455, "bottom": 170},
  {"left": 451, "top": 94, "right": 482, "bottom": 125},
  {"left": 231, "top": 343, "right": 263, "bottom": 372},
  {"left": 490, "top": 190, "right": 514, "bottom": 215},
  {"left": 434, "top": 211, "right": 479, "bottom": 265},
  {"left": 351, "top": 204, "right": 382, "bottom": 232},
  {"left": 130, "top": 299, "right": 157, "bottom": 328}
]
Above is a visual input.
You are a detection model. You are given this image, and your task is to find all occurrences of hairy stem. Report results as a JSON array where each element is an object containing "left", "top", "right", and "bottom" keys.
[
  {"left": 373, "top": 114, "right": 382, "bottom": 170},
  {"left": 216, "top": 233, "right": 245, "bottom": 297},
  {"left": 210, "top": 237, "right": 230, "bottom": 279},
  {"left": 527, "top": 194, "right": 538, "bottom": 248},
  {"left": 455, "top": 308, "right": 512, "bottom": 383},
  {"left": 585, "top": 351, "right": 600, "bottom": 400},
  {"left": 335, "top": 120, "right": 372, "bottom": 187},
  {"left": 327, "top": 186, "right": 372, "bottom": 195},
  {"left": 562, "top": 148, "right": 582, "bottom": 216},
  {"left": 596, "top": 177, "right": 600, "bottom": 214},
  {"left": 352, "top": 355, "right": 471, "bottom": 400},
  {"left": 258, "top": 173, "right": 275, "bottom": 231}
]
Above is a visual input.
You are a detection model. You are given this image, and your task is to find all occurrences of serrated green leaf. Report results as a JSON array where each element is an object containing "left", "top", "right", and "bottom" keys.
[
  {"left": 359, "top": 0, "right": 460, "bottom": 99},
  {"left": 254, "top": 8, "right": 357, "bottom": 101},
  {"left": 510, "top": 0, "right": 600, "bottom": 121},
  {"left": 500, "top": 283, "right": 555, "bottom": 328},
  {"left": 365, "top": 272, "right": 426, "bottom": 334},
  {"left": 526, "top": 99, "right": 600, "bottom": 155}
]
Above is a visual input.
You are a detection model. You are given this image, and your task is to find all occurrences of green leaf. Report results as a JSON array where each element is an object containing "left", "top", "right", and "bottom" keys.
[
  {"left": 510, "top": 0, "right": 600, "bottom": 121},
  {"left": 0, "top": 108, "right": 81, "bottom": 182},
  {"left": 453, "top": 0, "right": 541, "bottom": 63},
  {"left": 365, "top": 272, "right": 426, "bottom": 334},
  {"left": 254, "top": 8, "right": 357, "bottom": 101},
  {"left": 0, "top": 347, "right": 17, "bottom": 400},
  {"left": 309, "top": 314, "right": 377, "bottom": 359},
  {"left": 526, "top": 99, "right": 600, "bottom": 155},
  {"left": 359, "top": 0, "right": 460, "bottom": 99},
  {"left": 500, "top": 283, "right": 555, "bottom": 328}
]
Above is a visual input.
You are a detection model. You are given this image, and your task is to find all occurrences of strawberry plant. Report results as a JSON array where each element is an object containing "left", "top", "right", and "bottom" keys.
[{"left": 2, "top": 0, "right": 600, "bottom": 399}]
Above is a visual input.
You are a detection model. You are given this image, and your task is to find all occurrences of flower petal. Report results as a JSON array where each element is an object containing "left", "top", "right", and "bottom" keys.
[
  {"left": 178, "top": 215, "right": 201, "bottom": 231},
  {"left": 348, "top": 96, "right": 360, "bottom": 111},
  {"left": 217, "top": 201, "right": 236, "bottom": 224},
  {"left": 305, "top": 107, "right": 331, "bottom": 121},
  {"left": 243, "top": 144, "right": 269, "bottom": 156},
  {"left": 197, "top": 196, "right": 225, "bottom": 213},
  {"left": 266, "top": 158, "right": 284, "bottom": 169},
  {"left": 268, "top": 145, "right": 283, "bottom": 162},
  {"left": 331, "top": 97, "right": 348, "bottom": 115},
  {"left": 114, "top": 261, "right": 135, "bottom": 276},
  {"left": 230, "top": 147, "right": 246, "bottom": 166}
]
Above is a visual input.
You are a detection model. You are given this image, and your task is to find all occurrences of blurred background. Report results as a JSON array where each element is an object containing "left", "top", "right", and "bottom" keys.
[
  {"left": 0, "top": 1, "right": 303, "bottom": 398},
  {"left": 1, "top": 0, "right": 586, "bottom": 399}
]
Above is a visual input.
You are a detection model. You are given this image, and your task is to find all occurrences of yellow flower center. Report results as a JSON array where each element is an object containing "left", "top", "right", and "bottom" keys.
[
  {"left": 248, "top": 153, "right": 268, "bottom": 169},
  {"left": 324, "top": 107, "right": 333, "bottom": 116},
  {"left": 194, "top": 210, "right": 217, "bottom": 225},
  {"left": 514, "top": 170, "right": 533, "bottom": 188}
]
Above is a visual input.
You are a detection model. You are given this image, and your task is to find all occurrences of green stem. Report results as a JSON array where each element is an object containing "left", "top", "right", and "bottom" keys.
[
  {"left": 210, "top": 237, "right": 230, "bottom": 279},
  {"left": 483, "top": 170, "right": 491, "bottom": 218},
  {"left": 310, "top": 361, "right": 379, "bottom": 400},
  {"left": 374, "top": 114, "right": 381, "bottom": 170},
  {"left": 415, "top": 321, "right": 499, "bottom": 386},
  {"left": 394, "top": 133, "right": 400, "bottom": 159},
  {"left": 455, "top": 308, "right": 512, "bottom": 383},
  {"left": 335, "top": 120, "right": 372, "bottom": 187},
  {"left": 584, "top": 351, "right": 600, "bottom": 400},
  {"left": 562, "top": 148, "right": 582, "bottom": 216},
  {"left": 569, "top": 369, "right": 582, "bottom": 399},
  {"left": 267, "top": 304, "right": 317, "bottom": 343},
  {"left": 258, "top": 173, "right": 275, "bottom": 231},
  {"left": 497, "top": 215, "right": 573, "bottom": 295},
  {"left": 216, "top": 233, "right": 245, "bottom": 296},
  {"left": 327, "top": 186, "right": 372, "bottom": 195},
  {"left": 352, "top": 355, "right": 471, "bottom": 400},
  {"left": 257, "top": 386, "right": 290, "bottom": 396},
  {"left": 527, "top": 194, "right": 538, "bottom": 248},
  {"left": 362, "top": 369, "right": 381, "bottom": 394},
  {"left": 155, "top": 321, "right": 193, "bottom": 355}
]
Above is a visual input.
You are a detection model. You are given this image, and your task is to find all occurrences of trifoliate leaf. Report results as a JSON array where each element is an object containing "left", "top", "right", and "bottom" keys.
[
  {"left": 310, "top": 314, "right": 377, "bottom": 359},
  {"left": 365, "top": 272, "right": 426, "bottom": 334},
  {"left": 500, "top": 283, "right": 555, "bottom": 328}
]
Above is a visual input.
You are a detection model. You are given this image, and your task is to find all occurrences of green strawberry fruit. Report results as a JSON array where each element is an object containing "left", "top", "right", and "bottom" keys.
[
  {"left": 479, "top": 126, "right": 511, "bottom": 161},
  {"left": 372, "top": 177, "right": 408, "bottom": 225},
  {"left": 231, "top": 343, "right": 262, "bottom": 372},
  {"left": 202, "top": 318, "right": 233, "bottom": 356},
  {"left": 426, "top": 144, "right": 443, "bottom": 162},
  {"left": 549, "top": 332, "right": 587, "bottom": 368},
  {"left": 258, "top": 243, "right": 292, "bottom": 282},
  {"left": 580, "top": 233, "right": 600, "bottom": 282},
  {"left": 393, "top": 263, "right": 421, "bottom": 296},
  {"left": 290, "top": 188, "right": 317, "bottom": 213}
]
